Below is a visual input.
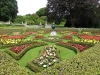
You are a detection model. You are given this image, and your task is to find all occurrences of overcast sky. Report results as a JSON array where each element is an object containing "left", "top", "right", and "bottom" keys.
[{"left": 17, "top": 0, "right": 47, "bottom": 15}]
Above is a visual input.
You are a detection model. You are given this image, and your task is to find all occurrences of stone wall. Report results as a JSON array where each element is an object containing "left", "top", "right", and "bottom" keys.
[
  {"left": 0, "top": 21, "right": 10, "bottom": 24},
  {"left": 45, "top": 24, "right": 51, "bottom": 28}
]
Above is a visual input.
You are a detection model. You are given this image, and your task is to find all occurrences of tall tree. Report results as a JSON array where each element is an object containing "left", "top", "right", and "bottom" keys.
[
  {"left": 36, "top": 7, "right": 46, "bottom": 17},
  {"left": 46, "top": 0, "right": 100, "bottom": 28},
  {"left": 0, "top": 0, "right": 18, "bottom": 21}
]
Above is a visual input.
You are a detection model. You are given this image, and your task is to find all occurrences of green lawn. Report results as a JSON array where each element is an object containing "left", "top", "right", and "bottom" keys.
[
  {"left": 17, "top": 46, "right": 45, "bottom": 72},
  {"left": 57, "top": 46, "right": 76, "bottom": 60}
]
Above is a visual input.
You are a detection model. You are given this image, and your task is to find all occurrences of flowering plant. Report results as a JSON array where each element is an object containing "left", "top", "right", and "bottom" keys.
[{"left": 33, "top": 45, "right": 60, "bottom": 68}]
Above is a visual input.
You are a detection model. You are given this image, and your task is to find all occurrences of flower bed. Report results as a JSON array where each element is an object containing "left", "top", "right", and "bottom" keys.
[
  {"left": 73, "top": 39, "right": 99, "bottom": 45},
  {"left": 25, "top": 31, "right": 37, "bottom": 35},
  {"left": 68, "top": 31, "right": 78, "bottom": 35},
  {"left": 2, "top": 35, "right": 25, "bottom": 39},
  {"left": 34, "top": 45, "right": 60, "bottom": 67},
  {"left": 10, "top": 44, "right": 33, "bottom": 54},
  {"left": 77, "top": 33, "right": 89, "bottom": 36},
  {"left": 43, "top": 36, "right": 61, "bottom": 43},
  {"left": 59, "top": 31, "right": 69, "bottom": 35},
  {"left": 57, "top": 41, "right": 89, "bottom": 52},
  {"left": 6, "top": 42, "right": 47, "bottom": 60},
  {"left": 11, "top": 32, "right": 21, "bottom": 35},
  {"left": 34, "top": 35, "right": 44, "bottom": 39},
  {"left": 62, "top": 35, "right": 72, "bottom": 40},
  {"left": 0, "top": 32, "right": 8, "bottom": 37},
  {"left": 68, "top": 43, "right": 89, "bottom": 52},
  {"left": 82, "top": 32, "right": 92, "bottom": 35},
  {"left": 27, "top": 45, "right": 61, "bottom": 72},
  {"left": 0, "top": 36, "right": 35, "bottom": 45},
  {"left": 79, "top": 35, "right": 100, "bottom": 40}
]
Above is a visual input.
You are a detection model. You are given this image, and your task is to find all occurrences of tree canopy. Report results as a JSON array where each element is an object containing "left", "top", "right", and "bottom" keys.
[
  {"left": 36, "top": 7, "right": 46, "bottom": 17},
  {"left": 0, "top": 0, "right": 18, "bottom": 21},
  {"left": 46, "top": 0, "right": 100, "bottom": 28}
]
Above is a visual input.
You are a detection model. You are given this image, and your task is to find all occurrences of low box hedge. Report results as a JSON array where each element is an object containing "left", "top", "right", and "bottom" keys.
[
  {"left": 5, "top": 45, "right": 35, "bottom": 60},
  {"left": 69, "top": 40, "right": 95, "bottom": 47},
  {"left": 56, "top": 43, "right": 78, "bottom": 53},
  {"left": 27, "top": 61, "right": 42, "bottom": 72}
]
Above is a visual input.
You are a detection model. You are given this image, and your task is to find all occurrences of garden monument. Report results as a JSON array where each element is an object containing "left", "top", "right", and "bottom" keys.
[{"left": 50, "top": 23, "right": 57, "bottom": 36}]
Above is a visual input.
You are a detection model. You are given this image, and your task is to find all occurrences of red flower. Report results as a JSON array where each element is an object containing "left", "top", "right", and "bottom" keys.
[
  {"left": 79, "top": 35, "right": 100, "bottom": 40},
  {"left": 10, "top": 44, "right": 33, "bottom": 54},
  {"left": 63, "top": 36, "right": 72, "bottom": 40}
]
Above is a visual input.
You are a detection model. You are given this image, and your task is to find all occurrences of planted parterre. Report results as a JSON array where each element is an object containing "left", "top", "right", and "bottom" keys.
[{"left": 0, "top": 28, "right": 100, "bottom": 75}]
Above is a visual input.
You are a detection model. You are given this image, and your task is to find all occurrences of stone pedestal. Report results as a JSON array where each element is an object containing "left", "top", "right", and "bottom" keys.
[{"left": 50, "top": 31, "right": 57, "bottom": 36}]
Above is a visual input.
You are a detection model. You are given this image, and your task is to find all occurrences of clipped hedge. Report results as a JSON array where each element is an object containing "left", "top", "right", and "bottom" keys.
[
  {"left": 0, "top": 28, "right": 23, "bottom": 33},
  {"left": 56, "top": 42, "right": 78, "bottom": 53},
  {"left": 5, "top": 45, "right": 35, "bottom": 60},
  {"left": 35, "top": 43, "right": 100, "bottom": 75},
  {"left": 27, "top": 61, "right": 42, "bottom": 72},
  {"left": 68, "top": 41, "right": 94, "bottom": 47},
  {"left": 0, "top": 51, "right": 29, "bottom": 75}
]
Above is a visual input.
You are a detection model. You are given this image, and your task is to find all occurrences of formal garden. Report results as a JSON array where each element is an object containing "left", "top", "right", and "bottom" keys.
[
  {"left": 0, "top": 27, "right": 100, "bottom": 75},
  {"left": 1, "top": 0, "right": 100, "bottom": 74}
]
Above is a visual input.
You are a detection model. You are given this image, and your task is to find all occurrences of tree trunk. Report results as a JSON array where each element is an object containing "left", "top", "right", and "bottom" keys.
[{"left": 64, "top": 20, "right": 72, "bottom": 27}]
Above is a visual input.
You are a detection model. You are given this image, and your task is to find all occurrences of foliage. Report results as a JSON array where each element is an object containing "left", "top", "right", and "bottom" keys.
[
  {"left": 13, "top": 7, "right": 47, "bottom": 25},
  {"left": 0, "top": 51, "right": 29, "bottom": 75},
  {"left": 36, "top": 43, "right": 100, "bottom": 75},
  {"left": 40, "top": 16, "right": 47, "bottom": 25},
  {"left": 40, "top": 16, "right": 47, "bottom": 21},
  {"left": 23, "top": 14, "right": 40, "bottom": 25},
  {"left": 36, "top": 7, "right": 46, "bottom": 17},
  {"left": 46, "top": 0, "right": 100, "bottom": 28},
  {"left": 0, "top": 0, "right": 18, "bottom": 21},
  {"left": 58, "top": 22, "right": 65, "bottom": 26},
  {"left": 14, "top": 15, "right": 25, "bottom": 23}
]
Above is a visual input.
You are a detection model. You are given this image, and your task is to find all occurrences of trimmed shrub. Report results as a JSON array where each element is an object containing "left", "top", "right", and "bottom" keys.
[
  {"left": 27, "top": 61, "right": 42, "bottom": 72},
  {"left": 0, "top": 51, "right": 29, "bottom": 75}
]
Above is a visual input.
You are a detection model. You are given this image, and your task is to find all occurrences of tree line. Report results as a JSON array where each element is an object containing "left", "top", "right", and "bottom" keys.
[
  {"left": 0, "top": 0, "right": 100, "bottom": 28},
  {"left": 14, "top": 7, "right": 47, "bottom": 25}
]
